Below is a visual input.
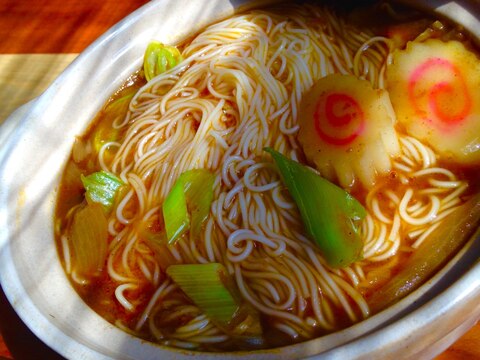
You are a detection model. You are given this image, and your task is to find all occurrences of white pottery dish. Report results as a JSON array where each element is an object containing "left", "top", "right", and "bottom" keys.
[{"left": 1, "top": 0, "right": 480, "bottom": 359}]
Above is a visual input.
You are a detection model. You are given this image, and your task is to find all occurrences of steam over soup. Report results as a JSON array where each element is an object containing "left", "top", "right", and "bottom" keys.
[{"left": 55, "top": 1, "right": 480, "bottom": 352}]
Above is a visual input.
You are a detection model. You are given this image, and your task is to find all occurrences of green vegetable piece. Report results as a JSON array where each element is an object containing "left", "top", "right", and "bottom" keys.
[
  {"left": 265, "top": 148, "right": 366, "bottom": 268},
  {"left": 178, "top": 169, "right": 215, "bottom": 237},
  {"left": 167, "top": 263, "right": 239, "bottom": 327},
  {"left": 143, "top": 41, "right": 182, "bottom": 81},
  {"left": 162, "top": 169, "right": 215, "bottom": 244},
  {"left": 70, "top": 203, "right": 108, "bottom": 277},
  {"left": 163, "top": 180, "right": 190, "bottom": 244},
  {"left": 81, "top": 170, "right": 124, "bottom": 213},
  {"left": 369, "top": 193, "right": 480, "bottom": 313},
  {"left": 93, "top": 92, "right": 135, "bottom": 153}
]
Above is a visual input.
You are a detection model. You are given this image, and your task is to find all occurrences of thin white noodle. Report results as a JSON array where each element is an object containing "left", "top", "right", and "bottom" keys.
[
  {"left": 61, "top": 4, "right": 473, "bottom": 349},
  {"left": 115, "top": 283, "right": 137, "bottom": 311}
]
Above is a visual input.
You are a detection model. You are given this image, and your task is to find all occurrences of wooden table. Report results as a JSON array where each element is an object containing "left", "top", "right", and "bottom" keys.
[{"left": 0, "top": 0, "right": 479, "bottom": 358}]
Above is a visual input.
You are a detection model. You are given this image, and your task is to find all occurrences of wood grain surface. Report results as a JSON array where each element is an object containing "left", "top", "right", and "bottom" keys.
[
  {"left": 0, "top": 0, "right": 148, "bottom": 54},
  {"left": 0, "top": 0, "right": 479, "bottom": 359}
]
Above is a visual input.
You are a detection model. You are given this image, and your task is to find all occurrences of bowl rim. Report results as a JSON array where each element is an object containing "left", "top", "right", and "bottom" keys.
[{"left": 1, "top": 0, "right": 480, "bottom": 359}]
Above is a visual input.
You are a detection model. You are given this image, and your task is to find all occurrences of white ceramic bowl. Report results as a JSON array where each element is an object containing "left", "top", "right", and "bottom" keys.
[{"left": 1, "top": 0, "right": 480, "bottom": 359}]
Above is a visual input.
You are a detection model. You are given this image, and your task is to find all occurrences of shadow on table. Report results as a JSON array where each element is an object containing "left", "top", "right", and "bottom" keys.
[{"left": 0, "top": 285, "right": 64, "bottom": 360}]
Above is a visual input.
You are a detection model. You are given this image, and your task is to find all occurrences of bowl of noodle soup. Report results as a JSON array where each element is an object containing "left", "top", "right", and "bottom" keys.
[{"left": 1, "top": 0, "right": 480, "bottom": 359}]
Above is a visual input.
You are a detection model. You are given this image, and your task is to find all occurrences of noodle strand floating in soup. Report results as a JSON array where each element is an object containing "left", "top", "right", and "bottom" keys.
[{"left": 55, "top": 2, "right": 480, "bottom": 351}]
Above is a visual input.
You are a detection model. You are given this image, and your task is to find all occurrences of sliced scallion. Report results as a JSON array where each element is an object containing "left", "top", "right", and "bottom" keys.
[
  {"left": 70, "top": 203, "right": 108, "bottom": 277},
  {"left": 163, "top": 180, "right": 190, "bottom": 244},
  {"left": 93, "top": 91, "right": 136, "bottom": 154},
  {"left": 143, "top": 41, "right": 183, "bottom": 81},
  {"left": 81, "top": 170, "right": 124, "bottom": 213},
  {"left": 178, "top": 169, "right": 215, "bottom": 237},
  {"left": 265, "top": 147, "right": 366, "bottom": 268},
  {"left": 162, "top": 169, "right": 215, "bottom": 244},
  {"left": 166, "top": 263, "right": 239, "bottom": 327}
]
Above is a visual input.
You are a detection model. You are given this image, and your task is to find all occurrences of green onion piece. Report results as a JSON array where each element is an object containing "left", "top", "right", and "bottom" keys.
[
  {"left": 177, "top": 169, "right": 215, "bottom": 237},
  {"left": 93, "top": 91, "right": 135, "bottom": 153},
  {"left": 146, "top": 240, "right": 179, "bottom": 271},
  {"left": 265, "top": 148, "right": 366, "bottom": 268},
  {"left": 162, "top": 169, "right": 215, "bottom": 244},
  {"left": 143, "top": 41, "right": 182, "bottom": 81},
  {"left": 166, "top": 261, "right": 264, "bottom": 340},
  {"left": 167, "top": 263, "right": 240, "bottom": 327},
  {"left": 163, "top": 180, "right": 190, "bottom": 244},
  {"left": 81, "top": 170, "right": 124, "bottom": 213},
  {"left": 105, "top": 92, "right": 134, "bottom": 113},
  {"left": 228, "top": 302, "right": 263, "bottom": 340},
  {"left": 138, "top": 216, "right": 179, "bottom": 270},
  {"left": 70, "top": 203, "right": 108, "bottom": 277},
  {"left": 369, "top": 193, "right": 480, "bottom": 313}
]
